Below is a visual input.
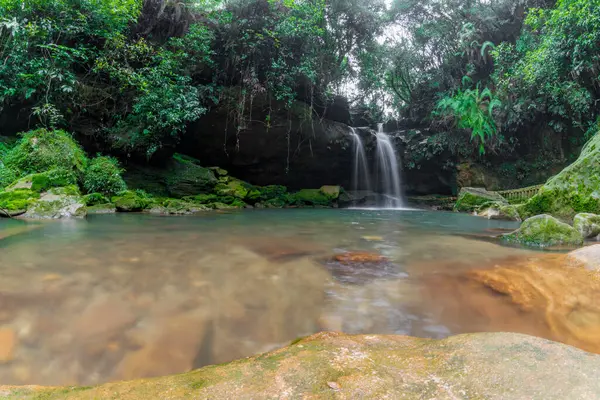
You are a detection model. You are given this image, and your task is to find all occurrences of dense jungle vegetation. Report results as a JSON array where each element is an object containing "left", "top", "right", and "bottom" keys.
[{"left": 0, "top": 0, "right": 598, "bottom": 176}]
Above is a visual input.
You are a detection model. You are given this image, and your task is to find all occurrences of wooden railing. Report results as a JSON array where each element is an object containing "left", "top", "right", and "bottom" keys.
[{"left": 495, "top": 184, "right": 543, "bottom": 202}]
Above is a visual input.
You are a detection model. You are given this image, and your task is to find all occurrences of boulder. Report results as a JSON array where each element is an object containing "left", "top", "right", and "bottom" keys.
[
  {"left": 320, "top": 185, "right": 341, "bottom": 199},
  {"left": 454, "top": 187, "right": 506, "bottom": 212},
  {"left": 6, "top": 169, "right": 77, "bottom": 193},
  {"left": 502, "top": 214, "right": 583, "bottom": 248},
  {"left": 6, "top": 332, "right": 600, "bottom": 399},
  {"left": 112, "top": 191, "right": 151, "bottom": 212},
  {"left": 466, "top": 253, "right": 600, "bottom": 353},
  {"left": 521, "top": 133, "right": 600, "bottom": 218},
  {"left": 148, "top": 199, "right": 209, "bottom": 215},
  {"left": 478, "top": 203, "right": 521, "bottom": 221},
  {"left": 566, "top": 244, "right": 600, "bottom": 271},
  {"left": 574, "top": 213, "right": 600, "bottom": 239},
  {"left": 124, "top": 154, "right": 217, "bottom": 198},
  {"left": 23, "top": 187, "right": 86, "bottom": 219},
  {"left": 291, "top": 189, "right": 334, "bottom": 206}
]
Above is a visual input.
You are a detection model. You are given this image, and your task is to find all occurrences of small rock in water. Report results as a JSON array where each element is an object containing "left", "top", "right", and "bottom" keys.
[
  {"left": 324, "top": 252, "right": 400, "bottom": 284},
  {"left": 333, "top": 252, "right": 388, "bottom": 264},
  {"left": 0, "top": 328, "right": 17, "bottom": 363},
  {"left": 361, "top": 236, "right": 384, "bottom": 242}
]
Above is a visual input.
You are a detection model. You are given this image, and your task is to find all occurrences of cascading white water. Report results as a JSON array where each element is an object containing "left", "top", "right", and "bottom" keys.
[
  {"left": 375, "top": 123, "right": 404, "bottom": 208},
  {"left": 350, "top": 128, "right": 372, "bottom": 193}
]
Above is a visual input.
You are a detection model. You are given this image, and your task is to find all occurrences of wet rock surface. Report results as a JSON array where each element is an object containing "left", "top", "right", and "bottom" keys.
[{"left": 5, "top": 332, "right": 600, "bottom": 399}]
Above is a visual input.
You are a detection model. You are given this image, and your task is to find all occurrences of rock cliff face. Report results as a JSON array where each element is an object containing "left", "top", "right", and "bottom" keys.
[
  {"left": 5, "top": 331, "right": 600, "bottom": 399},
  {"left": 180, "top": 100, "right": 357, "bottom": 191}
]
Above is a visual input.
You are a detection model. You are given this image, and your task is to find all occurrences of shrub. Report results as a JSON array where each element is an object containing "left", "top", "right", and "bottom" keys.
[
  {"left": 4, "top": 129, "right": 88, "bottom": 175},
  {"left": 0, "top": 163, "right": 17, "bottom": 190},
  {"left": 83, "top": 156, "right": 127, "bottom": 196}
]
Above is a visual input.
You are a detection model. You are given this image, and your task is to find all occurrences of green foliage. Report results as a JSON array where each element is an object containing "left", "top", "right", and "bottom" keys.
[
  {"left": 435, "top": 82, "right": 501, "bottom": 153},
  {"left": 83, "top": 156, "right": 127, "bottom": 196},
  {"left": 83, "top": 192, "right": 110, "bottom": 206},
  {"left": 4, "top": 129, "right": 87, "bottom": 175},
  {"left": 493, "top": 0, "right": 600, "bottom": 134},
  {"left": 0, "top": 163, "right": 17, "bottom": 190}
]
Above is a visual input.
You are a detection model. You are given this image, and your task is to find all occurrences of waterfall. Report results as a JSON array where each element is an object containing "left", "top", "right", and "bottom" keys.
[
  {"left": 375, "top": 123, "right": 404, "bottom": 208},
  {"left": 350, "top": 128, "right": 372, "bottom": 193}
]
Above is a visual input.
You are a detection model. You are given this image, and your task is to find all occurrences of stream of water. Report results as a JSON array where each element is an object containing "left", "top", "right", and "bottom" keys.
[{"left": 0, "top": 210, "right": 538, "bottom": 386}]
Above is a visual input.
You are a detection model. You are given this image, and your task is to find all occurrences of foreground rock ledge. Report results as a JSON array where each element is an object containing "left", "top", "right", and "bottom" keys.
[{"left": 3, "top": 332, "right": 600, "bottom": 399}]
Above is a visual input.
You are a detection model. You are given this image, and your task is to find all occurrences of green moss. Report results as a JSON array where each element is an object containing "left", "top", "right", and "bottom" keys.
[
  {"left": 4, "top": 129, "right": 87, "bottom": 175},
  {"left": 320, "top": 185, "right": 341, "bottom": 200},
  {"left": 454, "top": 187, "right": 506, "bottom": 212},
  {"left": 215, "top": 179, "right": 252, "bottom": 199},
  {"left": 0, "top": 189, "right": 39, "bottom": 211},
  {"left": 187, "top": 194, "right": 219, "bottom": 204},
  {"left": 290, "top": 189, "right": 332, "bottom": 206},
  {"left": 164, "top": 154, "right": 217, "bottom": 198},
  {"left": 112, "top": 190, "right": 152, "bottom": 212},
  {"left": 523, "top": 133, "right": 600, "bottom": 218},
  {"left": 502, "top": 214, "right": 583, "bottom": 248}
]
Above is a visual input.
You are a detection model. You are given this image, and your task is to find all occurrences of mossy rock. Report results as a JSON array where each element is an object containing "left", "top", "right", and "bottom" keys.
[
  {"left": 83, "top": 193, "right": 110, "bottom": 206},
  {"left": 112, "top": 191, "right": 152, "bottom": 212},
  {"left": 23, "top": 189, "right": 86, "bottom": 219},
  {"left": 87, "top": 204, "right": 116, "bottom": 214},
  {"left": 5, "top": 332, "right": 600, "bottom": 399},
  {"left": 454, "top": 187, "right": 507, "bottom": 212},
  {"left": 148, "top": 199, "right": 209, "bottom": 215},
  {"left": 573, "top": 213, "right": 600, "bottom": 239},
  {"left": 6, "top": 169, "right": 77, "bottom": 193},
  {"left": 185, "top": 194, "right": 219, "bottom": 204},
  {"left": 291, "top": 189, "right": 334, "bottom": 206},
  {"left": 478, "top": 202, "right": 521, "bottom": 222},
  {"left": 521, "top": 133, "right": 600, "bottom": 219},
  {"left": 320, "top": 185, "right": 341, "bottom": 200},
  {"left": 214, "top": 179, "right": 252, "bottom": 199},
  {"left": 3, "top": 129, "right": 87, "bottom": 175},
  {"left": 502, "top": 214, "right": 583, "bottom": 248},
  {"left": 209, "top": 167, "right": 228, "bottom": 176},
  {"left": 165, "top": 154, "right": 218, "bottom": 198},
  {"left": 0, "top": 189, "right": 40, "bottom": 214}
]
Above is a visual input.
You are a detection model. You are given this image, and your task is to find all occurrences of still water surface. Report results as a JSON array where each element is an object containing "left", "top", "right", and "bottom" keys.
[{"left": 0, "top": 209, "right": 534, "bottom": 385}]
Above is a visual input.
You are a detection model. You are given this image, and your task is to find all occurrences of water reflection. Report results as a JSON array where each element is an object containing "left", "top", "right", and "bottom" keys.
[{"left": 0, "top": 210, "right": 530, "bottom": 385}]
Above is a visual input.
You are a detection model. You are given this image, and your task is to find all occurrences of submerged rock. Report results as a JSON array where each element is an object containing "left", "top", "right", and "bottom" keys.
[
  {"left": 502, "top": 214, "right": 583, "bottom": 248},
  {"left": 574, "top": 213, "right": 600, "bottom": 239},
  {"left": 454, "top": 187, "right": 506, "bottom": 212},
  {"left": 325, "top": 252, "right": 400, "bottom": 284},
  {"left": 468, "top": 252, "right": 600, "bottom": 354},
  {"left": 23, "top": 187, "right": 86, "bottom": 219},
  {"left": 7, "top": 331, "right": 600, "bottom": 399},
  {"left": 566, "top": 244, "right": 600, "bottom": 271}
]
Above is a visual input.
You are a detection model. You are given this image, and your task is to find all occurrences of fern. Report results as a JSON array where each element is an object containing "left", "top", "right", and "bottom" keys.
[{"left": 434, "top": 79, "right": 502, "bottom": 154}]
